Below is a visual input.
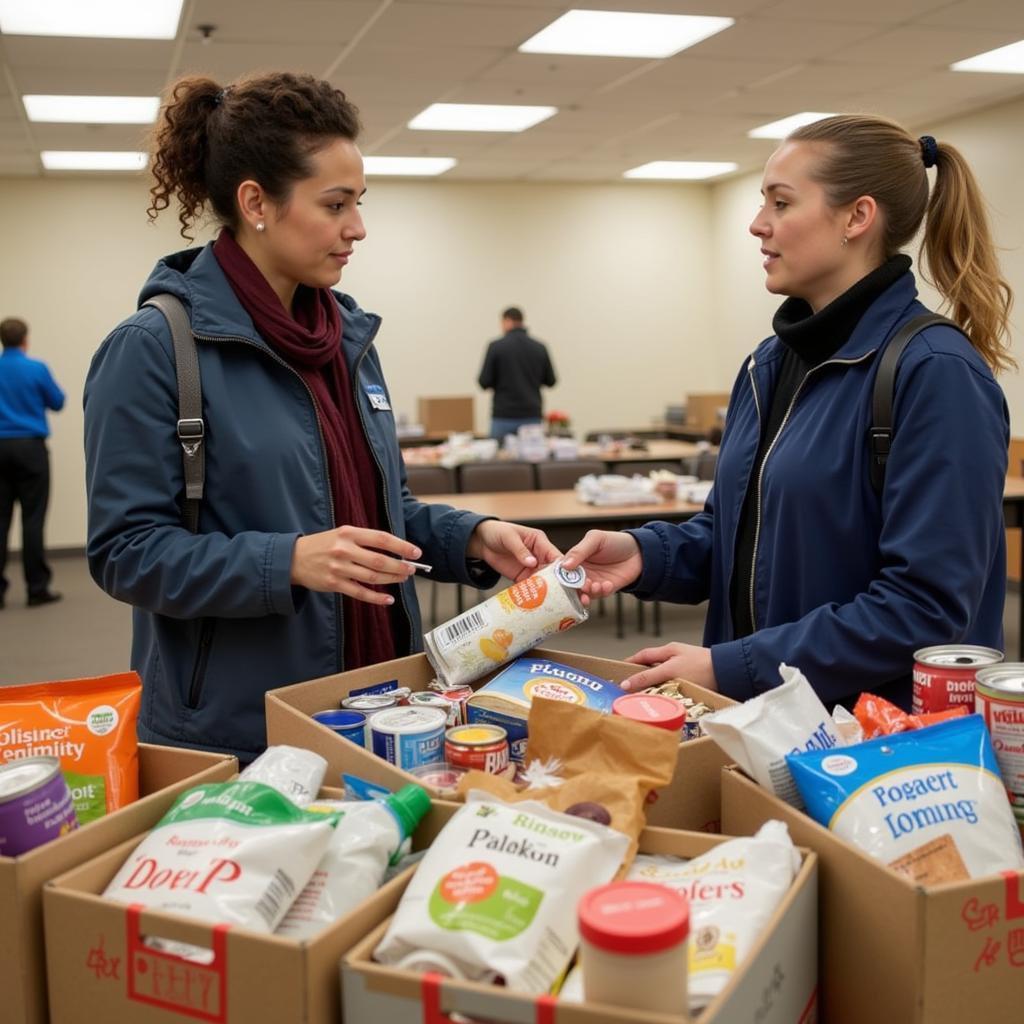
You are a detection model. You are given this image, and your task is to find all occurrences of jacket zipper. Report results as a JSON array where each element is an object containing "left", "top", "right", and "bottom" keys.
[
  {"left": 746, "top": 350, "right": 876, "bottom": 632},
  {"left": 187, "top": 618, "right": 216, "bottom": 708}
]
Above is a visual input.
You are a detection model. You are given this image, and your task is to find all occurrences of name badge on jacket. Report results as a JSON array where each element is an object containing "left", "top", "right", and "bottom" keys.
[{"left": 364, "top": 384, "right": 391, "bottom": 411}]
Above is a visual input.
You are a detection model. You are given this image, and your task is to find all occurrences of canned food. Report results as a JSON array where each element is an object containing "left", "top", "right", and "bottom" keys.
[
  {"left": 975, "top": 664, "right": 1024, "bottom": 822},
  {"left": 311, "top": 709, "right": 367, "bottom": 747},
  {"left": 612, "top": 693, "right": 686, "bottom": 732},
  {"left": 408, "top": 691, "right": 461, "bottom": 728},
  {"left": 445, "top": 724, "right": 510, "bottom": 773},
  {"left": 342, "top": 694, "right": 400, "bottom": 745},
  {"left": 423, "top": 560, "right": 588, "bottom": 687},
  {"left": 912, "top": 645, "right": 1003, "bottom": 715},
  {"left": 434, "top": 685, "right": 474, "bottom": 725},
  {"left": 370, "top": 706, "right": 447, "bottom": 771},
  {"left": 0, "top": 756, "right": 79, "bottom": 856}
]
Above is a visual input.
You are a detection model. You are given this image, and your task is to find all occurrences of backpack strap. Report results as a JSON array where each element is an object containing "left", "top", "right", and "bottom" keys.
[
  {"left": 143, "top": 294, "right": 204, "bottom": 533},
  {"left": 868, "top": 313, "right": 958, "bottom": 494}
]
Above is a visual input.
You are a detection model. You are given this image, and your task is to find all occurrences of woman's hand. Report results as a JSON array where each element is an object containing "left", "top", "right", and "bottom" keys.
[
  {"left": 290, "top": 526, "right": 420, "bottom": 605},
  {"left": 560, "top": 530, "right": 643, "bottom": 602},
  {"left": 467, "top": 520, "right": 561, "bottom": 582},
  {"left": 620, "top": 642, "right": 718, "bottom": 692}
]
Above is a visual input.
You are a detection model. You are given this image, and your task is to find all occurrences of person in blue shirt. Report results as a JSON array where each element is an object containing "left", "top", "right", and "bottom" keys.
[{"left": 0, "top": 317, "right": 65, "bottom": 608}]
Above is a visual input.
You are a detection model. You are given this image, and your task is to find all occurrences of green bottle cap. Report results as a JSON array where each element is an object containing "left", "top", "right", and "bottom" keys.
[{"left": 386, "top": 783, "right": 431, "bottom": 840}]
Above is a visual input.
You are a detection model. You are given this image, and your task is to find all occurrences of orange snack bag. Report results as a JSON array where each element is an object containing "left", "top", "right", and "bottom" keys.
[
  {"left": 0, "top": 672, "right": 141, "bottom": 824},
  {"left": 854, "top": 691, "right": 968, "bottom": 740}
]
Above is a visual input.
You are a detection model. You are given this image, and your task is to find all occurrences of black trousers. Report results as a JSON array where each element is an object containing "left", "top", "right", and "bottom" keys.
[{"left": 0, "top": 437, "right": 53, "bottom": 599}]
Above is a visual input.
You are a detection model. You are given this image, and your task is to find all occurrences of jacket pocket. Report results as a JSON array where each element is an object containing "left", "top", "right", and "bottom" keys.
[{"left": 186, "top": 618, "right": 217, "bottom": 709}]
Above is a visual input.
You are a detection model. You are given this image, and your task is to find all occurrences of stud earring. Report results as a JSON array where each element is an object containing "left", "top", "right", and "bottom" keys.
[
  {"left": 841, "top": 235, "right": 848, "bottom": 247},
  {"left": 256, "top": 222, "right": 265, "bottom": 233}
]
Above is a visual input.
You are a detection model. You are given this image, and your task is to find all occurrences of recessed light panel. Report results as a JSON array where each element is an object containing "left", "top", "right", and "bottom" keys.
[
  {"left": 520, "top": 9, "right": 734, "bottom": 59},
  {"left": 748, "top": 112, "right": 837, "bottom": 139},
  {"left": 24, "top": 95, "right": 160, "bottom": 124},
  {"left": 41, "top": 151, "right": 148, "bottom": 171},
  {"left": 363, "top": 156, "right": 457, "bottom": 176},
  {"left": 624, "top": 161, "right": 739, "bottom": 180},
  {"left": 952, "top": 40, "right": 1024, "bottom": 74},
  {"left": 408, "top": 104, "right": 557, "bottom": 133},
  {"left": 0, "top": 0, "right": 183, "bottom": 38}
]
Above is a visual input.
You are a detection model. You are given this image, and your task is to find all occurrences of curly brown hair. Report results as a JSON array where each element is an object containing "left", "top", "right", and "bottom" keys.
[{"left": 147, "top": 71, "right": 361, "bottom": 240}]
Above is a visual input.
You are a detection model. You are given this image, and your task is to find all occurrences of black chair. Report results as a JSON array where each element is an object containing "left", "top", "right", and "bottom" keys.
[
  {"left": 535, "top": 459, "right": 605, "bottom": 491},
  {"left": 458, "top": 461, "right": 536, "bottom": 493},
  {"left": 404, "top": 464, "right": 456, "bottom": 496}
]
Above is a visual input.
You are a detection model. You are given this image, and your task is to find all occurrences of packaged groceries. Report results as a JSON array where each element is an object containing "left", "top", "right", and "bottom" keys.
[
  {"left": 276, "top": 783, "right": 431, "bottom": 939},
  {"left": 853, "top": 691, "right": 967, "bottom": 739},
  {"left": 700, "top": 664, "right": 840, "bottom": 808},
  {"left": 974, "top": 663, "right": 1024, "bottom": 824},
  {"left": 0, "top": 673, "right": 141, "bottom": 823},
  {"left": 373, "top": 793, "right": 630, "bottom": 992},
  {"left": 103, "top": 781, "right": 338, "bottom": 932},
  {"left": 787, "top": 715, "right": 1024, "bottom": 883},
  {"left": 424, "top": 561, "right": 589, "bottom": 687},
  {"left": 627, "top": 820, "right": 800, "bottom": 1011},
  {"left": 0, "top": 755, "right": 78, "bottom": 855},
  {"left": 238, "top": 745, "right": 327, "bottom": 807}
]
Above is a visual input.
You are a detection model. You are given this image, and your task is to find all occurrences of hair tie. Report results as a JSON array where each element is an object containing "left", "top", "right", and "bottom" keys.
[
  {"left": 919, "top": 135, "right": 938, "bottom": 169},
  {"left": 213, "top": 88, "right": 228, "bottom": 107}
]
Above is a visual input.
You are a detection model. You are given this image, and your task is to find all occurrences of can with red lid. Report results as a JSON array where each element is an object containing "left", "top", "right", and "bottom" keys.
[
  {"left": 444, "top": 724, "right": 510, "bottom": 773},
  {"left": 912, "top": 645, "right": 1003, "bottom": 715},
  {"left": 433, "top": 685, "right": 474, "bottom": 725},
  {"left": 612, "top": 692, "right": 686, "bottom": 732}
]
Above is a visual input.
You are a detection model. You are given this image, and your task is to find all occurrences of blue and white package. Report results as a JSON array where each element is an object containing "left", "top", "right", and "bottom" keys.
[{"left": 787, "top": 715, "right": 1024, "bottom": 883}]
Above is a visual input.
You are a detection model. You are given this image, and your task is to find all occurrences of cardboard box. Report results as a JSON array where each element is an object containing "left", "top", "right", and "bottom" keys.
[
  {"left": 721, "top": 765, "right": 1024, "bottom": 1024},
  {"left": 684, "top": 392, "right": 730, "bottom": 433},
  {"left": 2, "top": 743, "right": 236, "bottom": 1024},
  {"left": 265, "top": 647, "right": 735, "bottom": 832},
  {"left": 342, "top": 818, "right": 819, "bottom": 1024},
  {"left": 42, "top": 794, "right": 460, "bottom": 1024},
  {"left": 416, "top": 396, "right": 475, "bottom": 435}
]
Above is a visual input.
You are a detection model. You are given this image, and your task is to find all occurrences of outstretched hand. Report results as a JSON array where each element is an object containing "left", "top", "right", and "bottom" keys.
[
  {"left": 560, "top": 530, "right": 643, "bottom": 604},
  {"left": 620, "top": 642, "right": 718, "bottom": 692},
  {"left": 467, "top": 520, "right": 561, "bottom": 582}
]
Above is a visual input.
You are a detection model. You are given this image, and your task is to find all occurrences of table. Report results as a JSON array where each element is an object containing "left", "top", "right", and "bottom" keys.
[
  {"left": 434, "top": 481, "right": 1024, "bottom": 659},
  {"left": 576, "top": 439, "right": 705, "bottom": 464}
]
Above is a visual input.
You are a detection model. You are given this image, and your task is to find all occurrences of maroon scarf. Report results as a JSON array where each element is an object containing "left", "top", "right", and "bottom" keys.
[{"left": 213, "top": 230, "right": 396, "bottom": 668}]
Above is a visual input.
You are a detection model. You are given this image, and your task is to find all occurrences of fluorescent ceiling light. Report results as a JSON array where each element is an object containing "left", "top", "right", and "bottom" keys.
[
  {"left": 0, "top": 0, "right": 183, "bottom": 39},
  {"left": 520, "top": 9, "right": 733, "bottom": 59},
  {"left": 24, "top": 95, "right": 160, "bottom": 124},
  {"left": 748, "top": 112, "right": 837, "bottom": 139},
  {"left": 41, "top": 151, "right": 148, "bottom": 171},
  {"left": 624, "top": 161, "right": 739, "bottom": 180},
  {"left": 363, "top": 156, "right": 456, "bottom": 176},
  {"left": 951, "top": 39, "right": 1024, "bottom": 74},
  {"left": 409, "top": 103, "right": 556, "bottom": 133}
]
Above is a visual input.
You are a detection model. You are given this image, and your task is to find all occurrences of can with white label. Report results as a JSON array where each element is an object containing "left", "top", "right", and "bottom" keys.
[
  {"left": 912, "top": 644, "right": 1003, "bottom": 715},
  {"left": 975, "top": 663, "right": 1024, "bottom": 823},
  {"left": 370, "top": 706, "right": 447, "bottom": 771},
  {"left": 423, "top": 560, "right": 588, "bottom": 687}
]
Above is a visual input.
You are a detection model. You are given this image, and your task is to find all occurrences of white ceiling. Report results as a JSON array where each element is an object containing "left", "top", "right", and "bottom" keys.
[{"left": 2, "top": 0, "right": 1024, "bottom": 181}]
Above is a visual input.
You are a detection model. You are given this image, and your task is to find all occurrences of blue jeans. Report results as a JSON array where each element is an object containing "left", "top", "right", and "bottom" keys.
[{"left": 490, "top": 417, "right": 542, "bottom": 440}]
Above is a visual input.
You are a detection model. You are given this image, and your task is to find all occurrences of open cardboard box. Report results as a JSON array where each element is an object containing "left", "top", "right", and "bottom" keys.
[
  {"left": 265, "top": 647, "right": 734, "bottom": 832},
  {"left": 42, "top": 788, "right": 460, "bottom": 1024},
  {"left": 721, "top": 764, "right": 1024, "bottom": 1024},
  {"left": 342, "top": 809, "right": 819, "bottom": 1024},
  {"left": 2, "top": 743, "right": 236, "bottom": 1024}
]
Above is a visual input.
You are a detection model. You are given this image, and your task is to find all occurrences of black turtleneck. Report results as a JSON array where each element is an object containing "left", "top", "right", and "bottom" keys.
[{"left": 729, "top": 254, "right": 912, "bottom": 639}]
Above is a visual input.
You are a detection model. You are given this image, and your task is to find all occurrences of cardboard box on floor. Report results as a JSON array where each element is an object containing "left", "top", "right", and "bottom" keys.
[
  {"left": 42, "top": 794, "right": 460, "bottom": 1024},
  {"left": 265, "top": 647, "right": 734, "bottom": 832},
  {"left": 721, "top": 765, "right": 1024, "bottom": 1024},
  {"left": 2, "top": 743, "right": 236, "bottom": 1024},
  {"left": 343, "top": 813, "right": 819, "bottom": 1024}
]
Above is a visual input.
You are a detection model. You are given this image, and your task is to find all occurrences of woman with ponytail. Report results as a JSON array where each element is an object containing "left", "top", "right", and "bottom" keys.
[
  {"left": 84, "top": 72, "right": 558, "bottom": 762},
  {"left": 564, "top": 114, "right": 1013, "bottom": 709}
]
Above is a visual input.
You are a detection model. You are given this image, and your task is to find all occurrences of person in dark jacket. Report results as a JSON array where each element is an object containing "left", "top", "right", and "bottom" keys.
[
  {"left": 84, "top": 73, "right": 559, "bottom": 763},
  {"left": 0, "top": 317, "right": 65, "bottom": 609},
  {"left": 563, "top": 114, "right": 1013, "bottom": 710},
  {"left": 478, "top": 307, "right": 557, "bottom": 439}
]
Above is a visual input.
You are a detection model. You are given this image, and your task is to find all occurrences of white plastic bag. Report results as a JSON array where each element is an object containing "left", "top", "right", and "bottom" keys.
[{"left": 238, "top": 744, "right": 327, "bottom": 807}]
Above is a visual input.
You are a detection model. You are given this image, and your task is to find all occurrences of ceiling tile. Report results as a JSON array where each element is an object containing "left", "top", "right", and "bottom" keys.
[
  {"left": 176, "top": 42, "right": 344, "bottom": 81},
  {"left": 361, "top": 2, "right": 553, "bottom": 49},
  {"left": 837, "top": 25, "right": 1024, "bottom": 67},
  {"left": 1, "top": 37, "right": 174, "bottom": 72},
  {"left": 684, "top": 16, "right": 882, "bottom": 61},
  {"left": 917, "top": 0, "right": 1024, "bottom": 31},
  {"left": 181, "top": 0, "right": 380, "bottom": 45},
  {"left": 761, "top": 0, "right": 953, "bottom": 25}
]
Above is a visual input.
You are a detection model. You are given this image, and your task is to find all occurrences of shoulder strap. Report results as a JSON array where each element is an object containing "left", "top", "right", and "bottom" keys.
[
  {"left": 143, "top": 294, "right": 204, "bottom": 533},
  {"left": 868, "top": 313, "right": 957, "bottom": 493}
]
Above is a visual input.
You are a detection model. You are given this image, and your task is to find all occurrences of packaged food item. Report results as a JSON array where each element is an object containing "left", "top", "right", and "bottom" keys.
[
  {"left": 408, "top": 691, "right": 461, "bottom": 728},
  {"left": 700, "top": 663, "right": 840, "bottom": 807},
  {"left": 103, "top": 781, "right": 338, "bottom": 931},
  {"left": 445, "top": 724, "right": 510, "bottom": 773},
  {"left": 466, "top": 658, "right": 626, "bottom": 763},
  {"left": 0, "top": 672, "right": 141, "bottom": 823},
  {"left": 311, "top": 708, "right": 367, "bottom": 747},
  {"left": 0, "top": 755, "right": 79, "bottom": 856},
  {"left": 912, "top": 644, "right": 1002, "bottom": 715},
  {"left": 407, "top": 761, "right": 466, "bottom": 793},
  {"left": 578, "top": 881, "right": 690, "bottom": 1015},
  {"left": 370, "top": 706, "right": 447, "bottom": 770},
  {"left": 424, "top": 561, "right": 589, "bottom": 687},
  {"left": 373, "top": 792, "right": 630, "bottom": 992},
  {"left": 975, "top": 664, "right": 1024, "bottom": 824},
  {"left": 612, "top": 692, "right": 685, "bottom": 731},
  {"left": 276, "top": 783, "right": 431, "bottom": 939},
  {"left": 627, "top": 820, "right": 800, "bottom": 1011},
  {"left": 787, "top": 715, "right": 1024, "bottom": 883},
  {"left": 238, "top": 744, "right": 327, "bottom": 807},
  {"left": 854, "top": 691, "right": 967, "bottom": 740}
]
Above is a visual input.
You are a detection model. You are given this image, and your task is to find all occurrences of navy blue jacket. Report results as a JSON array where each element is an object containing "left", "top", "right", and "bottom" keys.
[
  {"left": 85, "top": 244, "right": 497, "bottom": 760},
  {"left": 628, "top": 271, "right": 1009, "bottom": 707}
]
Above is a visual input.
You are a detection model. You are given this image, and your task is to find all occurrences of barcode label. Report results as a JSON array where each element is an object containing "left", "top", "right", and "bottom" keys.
[
  {"left": 254, "top": 868, "right": 295, "bottom": 929},
  {"left": 435, "top": 607, "right": 491, "bottom": 652}
]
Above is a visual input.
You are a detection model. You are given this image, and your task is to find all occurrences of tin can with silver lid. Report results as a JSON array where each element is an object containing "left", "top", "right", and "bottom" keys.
[
  {"left": 912, "top": 644, "right": 1003, "bottom": 715},
  {"left": 975, "top": 663, "right": 1024, "bottom": 822},
  {"left": 0, "top": 755, "right": 79, "bottom": 856}
]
